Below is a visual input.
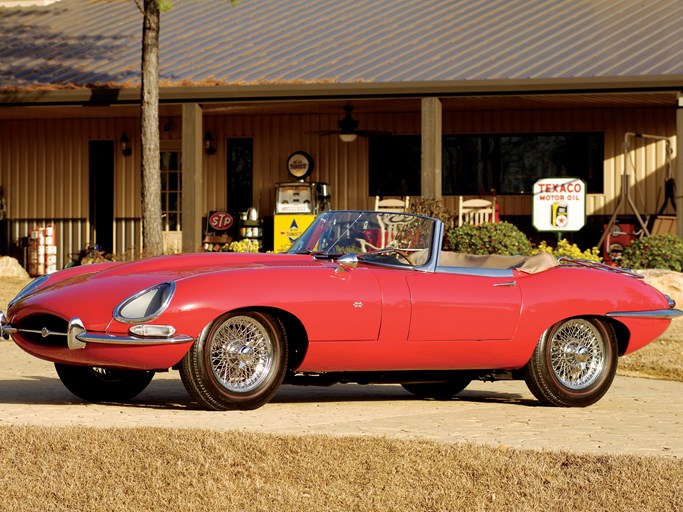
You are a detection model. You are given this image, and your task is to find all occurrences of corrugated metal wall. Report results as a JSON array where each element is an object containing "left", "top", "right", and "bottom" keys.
[
  {"left": 0, "top": 105, "right": 676, "bottom": 269},
  {"left": 441, "top": 106, "right": 676, "bottom": 217},
  {"left": 205, "top": 106, "right": 676, "bottom": 218},
  {"left": 203, "top": 111, "right": 381, "bottom": 216}
]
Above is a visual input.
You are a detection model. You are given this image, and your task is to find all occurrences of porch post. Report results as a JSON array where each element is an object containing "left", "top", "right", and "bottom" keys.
[
  {"left": 182, "top": 103, "right": 203, "bottom": 252},
  {"left": 421, "top": 97, "right": 442, "bottom": 199},
  {"left": 677, "top": 95, "right": 683, "bottom": 238}
]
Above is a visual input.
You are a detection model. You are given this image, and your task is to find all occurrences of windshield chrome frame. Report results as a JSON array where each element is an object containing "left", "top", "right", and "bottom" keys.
[{"left": 290, "top": 210, "right": 443, "bottom": 273}]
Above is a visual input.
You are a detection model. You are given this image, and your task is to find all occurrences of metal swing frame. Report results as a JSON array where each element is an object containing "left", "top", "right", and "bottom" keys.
[{"left": 598, "top": 132, "right": 673, "bottom": 248}]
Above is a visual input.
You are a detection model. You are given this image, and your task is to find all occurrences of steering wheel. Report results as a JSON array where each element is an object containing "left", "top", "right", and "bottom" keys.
[{"left": 372, "top": 248, "right": 416, "bottom": 266}]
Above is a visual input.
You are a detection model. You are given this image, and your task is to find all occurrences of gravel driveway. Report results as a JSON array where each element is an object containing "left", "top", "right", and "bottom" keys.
[{"left": 1, "top": 341, "right": 681, "bottom": 458}]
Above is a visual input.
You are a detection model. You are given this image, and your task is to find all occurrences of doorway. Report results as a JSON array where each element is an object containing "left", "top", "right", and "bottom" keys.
[
  {"left": 88, "top": 140, "right": 114, "bottom": 253},
  {"left": 227, "top": 138, "right": 254, "bottom": 235}
]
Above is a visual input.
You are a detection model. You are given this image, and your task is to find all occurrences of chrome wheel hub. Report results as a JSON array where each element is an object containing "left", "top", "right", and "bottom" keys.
[
  {"left": 209, "top": 316, "right": 273, "bottom": 393},
  {"left": 550, "top": 319, "right": 605, "bottom": 390}
]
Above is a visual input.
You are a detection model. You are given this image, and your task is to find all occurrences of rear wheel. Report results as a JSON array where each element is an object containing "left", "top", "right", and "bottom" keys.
[
  {"left": 524, "top": 318, "right": 617, "bottom": 407},
  {"left": 179, "top": 311, "right": 287, "bottom": 411},
  {"left": 54, "top": 364, "right": 154, "bottom": 402},
  {"left": 402, "top": 378, "right": 471, "bottom": 400}
]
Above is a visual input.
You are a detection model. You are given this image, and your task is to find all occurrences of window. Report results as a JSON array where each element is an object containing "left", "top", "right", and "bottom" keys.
[
  {"left": 368, "top": 132, "right": 604, "bottom": 196},
  {"left": 161, "top": 151, "right": 182, "bottom": 231},
  {"left": 368, "top": 135, "right": 421, "bottom": 197},
  {"left": 442, "top": 133, "right": 604, "bottom": 195}
]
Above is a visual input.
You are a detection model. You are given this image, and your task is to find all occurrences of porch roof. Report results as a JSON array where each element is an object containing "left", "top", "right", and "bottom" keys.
[{"left": 1, "top": 0, "right": 682, "bottom": 106}]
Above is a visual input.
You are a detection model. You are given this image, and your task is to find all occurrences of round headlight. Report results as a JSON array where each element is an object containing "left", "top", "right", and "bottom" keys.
[{"left": 114, "top": 282, "right": 175, "bottom": 323}]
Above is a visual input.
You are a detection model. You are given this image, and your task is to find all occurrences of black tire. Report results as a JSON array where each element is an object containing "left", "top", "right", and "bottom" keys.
[
  {"left": 524, "top": 318, "right": 617, "bottom": 407},
  {"left": 179, "top": 311, "right": 288, "bottom": 411},
  {"left": 402, "top": 379, "right": 471, "bottom": 400},
  {"left": 54, "top": 364, "right": 154, "bottom": 402}
]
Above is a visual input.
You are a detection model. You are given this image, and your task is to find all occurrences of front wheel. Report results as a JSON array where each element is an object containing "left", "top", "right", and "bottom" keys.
[
  {"left": 54, "top": 364, "right": 154, "bottom": 402},
  {"left": 524, "top": 318, "right": 617, "bottom": 407},
  {"left": 179, "top": 311, "right": 288, "bottom": 411}
]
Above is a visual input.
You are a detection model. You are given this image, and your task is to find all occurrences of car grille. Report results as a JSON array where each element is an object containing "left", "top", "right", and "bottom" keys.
[{"left": 13, "top": 314, "right": 69, "bottom": 346}]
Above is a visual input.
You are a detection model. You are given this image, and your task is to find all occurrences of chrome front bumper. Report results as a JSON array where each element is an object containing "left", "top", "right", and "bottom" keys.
[{"left": 0, "top": 312, "right": 194, "bottom": 350}]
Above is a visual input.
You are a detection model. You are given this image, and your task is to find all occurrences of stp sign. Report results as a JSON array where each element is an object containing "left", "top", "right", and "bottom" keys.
[
  {"left": 532, "top": 178, "right": 586, "bottom": 232},
  {"left": 208, "top": 211, "right": 233, "bottom": 231}
]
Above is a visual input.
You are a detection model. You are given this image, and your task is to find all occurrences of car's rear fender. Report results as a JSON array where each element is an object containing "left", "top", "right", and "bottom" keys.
[{"left": 512, "top": 266, "right": 675, "bottom": 360}]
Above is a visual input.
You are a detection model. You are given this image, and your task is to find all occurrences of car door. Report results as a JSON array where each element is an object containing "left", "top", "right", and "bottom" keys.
[
  {"left": 295, "top": 266, "right": 384, "bottom": 342},
  {"left": 406, "top": 270, "right": 522, "bottom": 341}
]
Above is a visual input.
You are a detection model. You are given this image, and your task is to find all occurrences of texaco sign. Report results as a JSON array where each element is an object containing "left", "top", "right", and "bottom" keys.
[{"left": 532, "top": 178, "right": 586, "bottom": 232}]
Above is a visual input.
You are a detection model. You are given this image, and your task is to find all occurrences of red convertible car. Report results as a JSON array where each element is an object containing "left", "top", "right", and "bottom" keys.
[{"left": 1, "top": 210, "right": 679, "bottom": 410}]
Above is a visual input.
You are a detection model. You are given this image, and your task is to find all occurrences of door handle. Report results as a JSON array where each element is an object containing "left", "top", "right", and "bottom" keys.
[{"left": 493, "top": 281, "right": 517, "bottom": 287}]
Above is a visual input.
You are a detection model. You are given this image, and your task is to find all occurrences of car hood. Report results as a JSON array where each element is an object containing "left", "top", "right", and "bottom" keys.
[
  {"left": 9, "top": 252, "right": 325, "bottom": 320},
  {"left": 60, "top": 252, "right": 321, "bottom": 282},
  {"left": 89, "top": 251, "right": 320, "bottom": 278}
]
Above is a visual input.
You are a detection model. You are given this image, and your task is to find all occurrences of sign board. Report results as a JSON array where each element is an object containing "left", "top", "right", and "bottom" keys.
[
  {"left": 532, "top": 178, "right": 586, "bottom": 232},
  {"left": 207, "top": 211, "right": 234, "bottom": 231},
  {"left": 286, "top": 151, "right": 315, "bottom": 180},
  {"left": 274, "top": 214, "right": 316, "bottom": 253}
]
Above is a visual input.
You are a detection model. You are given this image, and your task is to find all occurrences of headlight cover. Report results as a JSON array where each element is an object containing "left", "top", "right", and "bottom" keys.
[
  {"left": 114, "top": 282, "right": 175, "bottom": 323},
  {"left": 8, "top": 274, "right": 51, "bottom": 309}
]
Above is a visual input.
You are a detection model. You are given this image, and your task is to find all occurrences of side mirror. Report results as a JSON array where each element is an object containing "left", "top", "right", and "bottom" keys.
[{"left": 335, "top": 253, "right": 358, "bottom": 273}]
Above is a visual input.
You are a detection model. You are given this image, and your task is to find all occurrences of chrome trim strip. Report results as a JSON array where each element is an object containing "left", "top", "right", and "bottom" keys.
[
  {"left": 437, "top": 266, "right": 514, "bottom": 277},
  {"left": 75, "top": 332, "right": 194, "bottom": 346},
  {"left": 0, "top": 312, "right": 194, "bottom": 347},
  {"left": 558, "top": 257, "right": 643, "bottom": 278},
  {"left": 606, "top": 309, "right": 683, "bottom": 319}
]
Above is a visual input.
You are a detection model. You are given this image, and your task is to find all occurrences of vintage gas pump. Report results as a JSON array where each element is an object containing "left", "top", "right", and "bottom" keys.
[{"left": 273, "top": 151, "right": 331, "bottom": 253}]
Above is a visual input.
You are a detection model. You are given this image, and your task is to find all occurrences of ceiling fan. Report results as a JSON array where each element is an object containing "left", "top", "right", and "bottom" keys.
[{"left": 313, "top": 106, "right": 389, "bottom": 142}]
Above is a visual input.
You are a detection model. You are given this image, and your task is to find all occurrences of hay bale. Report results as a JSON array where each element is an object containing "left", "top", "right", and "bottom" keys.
[{"left": 0, "top": 257, "right": 30, "bottom": 279}]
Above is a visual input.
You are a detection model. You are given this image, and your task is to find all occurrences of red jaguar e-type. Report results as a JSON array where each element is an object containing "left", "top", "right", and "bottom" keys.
[{"left": 1, "top": 210, "right": 679, "bottom": 410}]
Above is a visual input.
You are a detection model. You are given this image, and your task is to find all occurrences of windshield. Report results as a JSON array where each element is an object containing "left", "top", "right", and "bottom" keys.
[{"left": 289, "top": 211, "right": 435, "bottom": 266}]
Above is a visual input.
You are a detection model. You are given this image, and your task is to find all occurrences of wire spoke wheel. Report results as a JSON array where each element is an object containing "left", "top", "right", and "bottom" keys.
[
  {"left": 180, "top": 311, "right": 287, "bottom": 411},
  {"left": 210, "top": 315, "right": 274, "bottom": 393},
  {"left": 524, "top": 317, "right": 617, "bottom": 407},
  {"left": 549, "top": 319, "right": 605, "bottom": 389}
]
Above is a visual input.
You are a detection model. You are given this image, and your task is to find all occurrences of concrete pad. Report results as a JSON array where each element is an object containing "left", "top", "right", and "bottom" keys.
[{"left": 0, "top": 341, "right": 680, "bottom": 458}]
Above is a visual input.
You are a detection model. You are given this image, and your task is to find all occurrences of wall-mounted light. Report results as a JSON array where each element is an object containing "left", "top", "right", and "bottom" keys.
[
  {"left": 204, "top": 131, "right": 216, "bottom": 155},
  {"left": 119, "top": 133, "right": 132, "bottom": 156}
]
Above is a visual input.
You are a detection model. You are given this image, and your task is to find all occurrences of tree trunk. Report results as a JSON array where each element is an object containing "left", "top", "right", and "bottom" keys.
[{"left": 140, "top": 0, "right": 163, "bottom": 257}]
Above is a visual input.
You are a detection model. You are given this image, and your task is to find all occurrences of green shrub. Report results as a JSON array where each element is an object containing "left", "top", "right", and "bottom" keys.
[
  {"left": 408, "top": 197, "right": 455, "bottom": 249},
  {"left": 532, "top": 239, "right": 602, "bottom": 262},
  {"left": 408, "top": 197, "right": 455, "bottom": 231},
  {"left": 620, "top": 234, "right": 683, "bottom": 271},
  {"left": 448, "top": 221, "right": 532, "bottom": 256}
]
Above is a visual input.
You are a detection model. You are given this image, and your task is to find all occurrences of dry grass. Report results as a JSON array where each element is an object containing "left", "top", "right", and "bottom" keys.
[
  {"left": 0, "top": 278, "right": 30, "bottom": 312},
  {"left": 619, "top": 328, "right": 683, "bottom": 381},
  {"left": 0, "top": 425, "right": 680, "bottom": 512}
]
